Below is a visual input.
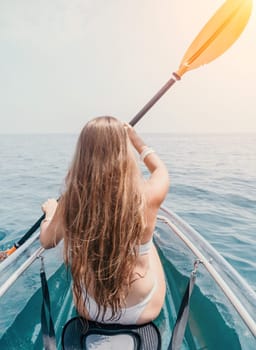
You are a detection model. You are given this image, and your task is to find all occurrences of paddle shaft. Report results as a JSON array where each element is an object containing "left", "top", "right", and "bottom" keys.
[
  {"left": 5, "top": 213, "right": 45, "bottom": 256},
  {"left": 17, "top": 213, "right": 45, "bottom": 247},
  {"left": 129, "top": 74, "right": 179, "bottom": 126}
]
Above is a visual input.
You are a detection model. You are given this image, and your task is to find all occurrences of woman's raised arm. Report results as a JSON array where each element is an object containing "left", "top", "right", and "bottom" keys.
[{"left": 126, "top": 125, "right": 170, "bottom": 207}]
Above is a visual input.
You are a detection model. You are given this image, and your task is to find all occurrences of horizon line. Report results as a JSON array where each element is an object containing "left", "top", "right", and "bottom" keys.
[{"left": 1, "top": 131, "right": 256, "bottom": 136}]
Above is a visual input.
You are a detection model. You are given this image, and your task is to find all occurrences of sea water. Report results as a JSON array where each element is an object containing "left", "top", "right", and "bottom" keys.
[{"left": 0, "top": 133, "right": 255, "bottom": 348}]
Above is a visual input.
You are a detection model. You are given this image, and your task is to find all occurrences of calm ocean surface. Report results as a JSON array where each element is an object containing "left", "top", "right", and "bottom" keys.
[{"left": 0, "top": 133, "right": 255, "bottom": 288}]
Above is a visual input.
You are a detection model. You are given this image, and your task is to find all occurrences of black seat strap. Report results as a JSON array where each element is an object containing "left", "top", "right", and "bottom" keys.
[
  {"left": 168, "top": 259, "right": 201, "bottom": 350},
  {"left": 40, "top": 256, "right": 57, "bottom": 350}
]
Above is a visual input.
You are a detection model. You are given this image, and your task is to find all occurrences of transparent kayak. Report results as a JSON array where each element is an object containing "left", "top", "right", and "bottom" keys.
[{"left": 0, "top": 206, "right": 255, "bottom": 349}]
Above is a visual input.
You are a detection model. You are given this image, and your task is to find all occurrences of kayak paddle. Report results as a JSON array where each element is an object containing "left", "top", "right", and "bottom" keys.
[
  {"left": 130, "top": 0, "right": 253, "bottom": 126},
  {"left": 0, "top": 213, "right": 45, "bottom": 260}
]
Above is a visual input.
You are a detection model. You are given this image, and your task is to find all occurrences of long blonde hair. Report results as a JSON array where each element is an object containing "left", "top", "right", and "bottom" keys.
[{"left": 60, "top": 116, "right": 145, "bottom": 320}]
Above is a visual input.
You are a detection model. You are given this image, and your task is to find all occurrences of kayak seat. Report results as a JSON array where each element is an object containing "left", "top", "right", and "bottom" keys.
[{"left": 61, "top": 316, "right": 161, "bottom": 350}]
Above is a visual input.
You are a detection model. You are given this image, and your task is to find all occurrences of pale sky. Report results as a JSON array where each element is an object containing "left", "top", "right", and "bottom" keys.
[{"left": 0, "top": 0, "right": 255, "bottom": 134}]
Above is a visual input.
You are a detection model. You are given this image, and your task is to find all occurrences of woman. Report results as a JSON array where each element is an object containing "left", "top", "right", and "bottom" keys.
[{"left": 40, "top": 116, "right": 169, "bottom": 325}]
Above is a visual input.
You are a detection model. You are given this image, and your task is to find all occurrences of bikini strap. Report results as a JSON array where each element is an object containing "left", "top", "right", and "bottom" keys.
[{"left": 139, "top": 238, "right": 153, "bottom": 255}]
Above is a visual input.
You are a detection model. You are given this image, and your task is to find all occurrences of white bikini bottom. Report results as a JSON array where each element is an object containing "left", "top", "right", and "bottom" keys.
[{"left": 82, "top": 278, "right": 158, "bottom": 325}]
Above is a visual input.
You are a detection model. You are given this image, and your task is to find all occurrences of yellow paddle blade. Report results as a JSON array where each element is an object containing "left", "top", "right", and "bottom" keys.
[{"left": 176, "top": 0, "right": 253, "bottom": 77}]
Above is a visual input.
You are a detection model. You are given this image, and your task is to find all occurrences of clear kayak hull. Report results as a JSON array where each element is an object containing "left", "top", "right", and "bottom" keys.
[{"left": 0, "top": 207, "right": 255, "bottom": 349}]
